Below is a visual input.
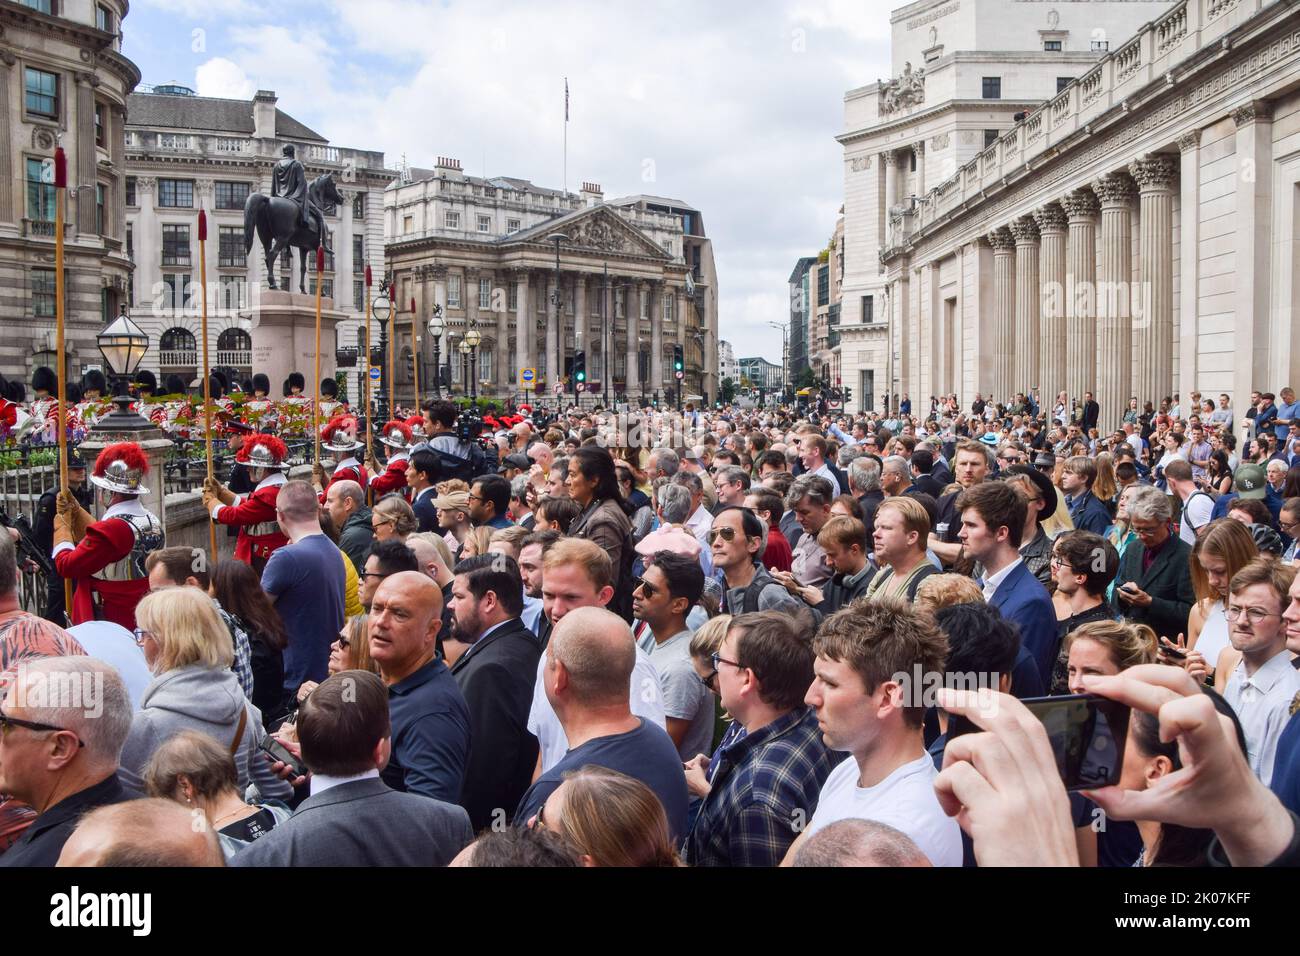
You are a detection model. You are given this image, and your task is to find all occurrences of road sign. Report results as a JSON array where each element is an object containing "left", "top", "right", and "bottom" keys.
[
  {"left": 368, "top": 366, "right": 382, "bottom": 381},
  {"left": 520, "top": 367, "right": 536, "bottom": 384},
  {"left": 576, "top": 383, "right": 585, "bottom": 393},
  {"left": 554, "top": 383, "right": 563, "bottom": 394},
  {"left": 675, "top": 370, "right": 684, "bottom": 380}
]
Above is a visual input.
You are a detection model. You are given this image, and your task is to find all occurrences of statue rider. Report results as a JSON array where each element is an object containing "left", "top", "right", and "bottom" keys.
[{"left": 271, "top": 143, "right": 313, "bottom": 231}]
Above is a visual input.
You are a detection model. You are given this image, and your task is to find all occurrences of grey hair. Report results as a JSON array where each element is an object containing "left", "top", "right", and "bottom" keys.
[
  {"left": 715, "top": 466, "right": 749, "bottom": 491},
  {"left": 0, "top": 531, "right": 16, "bottom": 597},
  {"left": 849, "top": 457, "right": 881, "bottom": 493},
  {"left": 672, "top": 471, "right": 703, "bottom": 495},
  {"left": 784, "top": 474, "right": 834, "bottom": 510},
  {"left": 654, "top": 448, "right": 680, "bottom": 478},
  {"left": 657, "top": 483, "right": 693, "bottom": 525},
  {"left": 881, "top": 455, "right": 912, "bottom": 483},
  {"left": 510, "top": 474, "right": 531, "bottom": 501},
  {"left": 1125, "top": 484, "right": 1172, "bottom": 523},
  {"left": 9, "top": 657, "right": 133, "bottom": 765}
]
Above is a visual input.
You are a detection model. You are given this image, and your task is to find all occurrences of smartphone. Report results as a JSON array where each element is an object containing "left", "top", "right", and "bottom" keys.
[
  {"left": 1159, "top": 638, "right": 1187, "bottom": 660},
  {"left": 948, "top": 693, "right": 1130, "bottom": 792},
  {"left": 259, "top": 736, "right": 308, "bottom": 778}
]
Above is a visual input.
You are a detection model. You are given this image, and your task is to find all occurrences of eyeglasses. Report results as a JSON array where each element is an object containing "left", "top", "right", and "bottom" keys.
[
  {"left": 466, "top": 494, "right": 484, "bottom": 503},
  {"left": 132, "top": 627, "right": 153, "bottom": 647},
  {"left": 1226, "top": 606, "right": 1282, "bottom": 624},
  {"left": 711, "top": 652, "right": 744, "bottom": 672},
  {"left": 1049, "top": 555, "right": 1077, "bottom": 573},
  {"left": 698, "top": 668, "right": 718, "bottom": 690},
  {"left": 634, "top": 577, "right": 659, "bottom": 599},
  {"left": 0, "top": 708, "right": 85, "bottom": 746},
  {"left": 361, "top": 571, "right": 390, "bottom": 581},
  {"left": 708, "top": 526, "right": 743, "bottom": 544},
  {"left": 337, "top": 633, "right": 352, "bottom": 649}
]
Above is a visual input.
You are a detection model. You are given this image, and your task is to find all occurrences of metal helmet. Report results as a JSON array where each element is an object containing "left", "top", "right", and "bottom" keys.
[
  {"left": 404, "top": 415, "right": 428, "bottom": 442},
  {"left": 89, "top": 442, "right": 149, "bottom": 495},
  {"left": 321, "top": 415, "right": 362, "bottom": 454},
  {"left": 237, "top": 434, "right": 290, "bottom": 471},
  {"left": 379, "top": 420, "right": 412, "bottom": 450}
]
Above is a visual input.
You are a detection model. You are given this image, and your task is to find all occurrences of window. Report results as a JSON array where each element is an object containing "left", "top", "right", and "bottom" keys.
[
  {"left": 218, "top": 227, "right": 243, "bottom": 267},
  {"left": 161, "top": 275, "right": 192, "bottom": 311},
  {"left": 158, "top": 133, "right": 191, "bottom": 150},
  {"left": 22, "top": 1, "right": 55, "bottom": 14},
  {"left": 479, "top": 278, "right": 491, "bottom": 310},
  {"left": 478, "top": 349, "right": 492, "bottom": 383},
  {"left": 96, "top": 4, "right": 113, "bottom": 32},
  {"left": 507, "top": 218, "right": 520, "bottom": 232},
  {"left": 1044, "top": 40, "right": 1062, "bottom": 52},
  {"left": 157, "top": 179, "right": 194, "bottom": 208},
  {"left": 615, "top": 287, "right": 625, "bottom": 319},
  {"left": 125, "top": 176, "right": 136, "bottom": 206},
  {"left": 352, "top": 192, "right": 365, "bottom": 218},
  {"left": 354, "top": 280, "right": 365, "bottom": 313},
  {"left": 909, "top": 151, "right": 917, "bottom": 172},
  {"left": 817, "top": 267, "right": 829, "bottom": 308},
  {"left": 403, "top": 216, "right": 413, "bottom": 234},
  {"left": 322, "top": 247, "right": 334, "bottom": 272},
  {"left": 1091, "top": 39, "right": 1109, "bottom": 52},
  {"left": 95, "top": 183, "right": 104, "bottom": 235},
  {"left": 219, "top": 276, "right": 246, "bottom": 311},
  {"left": 862, "top": 295, "right": 874, "bottom": 324},
  {"left": 24, "top": 67, "right": 58, "bottom": 119},
  {"left": 308, "top": 277, "right": 334, "bottom": 298},
  {"left": 448, "top": 275, "right": 461, "bottom": 308},
  {"left": 444, "top": 211, "right": 460, "bottom": 229},
  {"left": 214, "top": 137, "right": 246, "bottom": 153},
  {"left": 32, "top": 268, "right": 56, "bottom": 317},
  {"left": 161, "top": 224, "right": 190, "bottom": 265},
  {"left": 1057, "top": 76, "right": 1073, "bottom": 94},
  {"left": 663, "top": 295, "right": 673, "bottom": 323},
  {"left": 982, "top": 77, "right": 1001, "bottom": 99},
  {"left": 126, "top": 224, "right": 133, "bottom": 261},
  {"left": 25, "top": 157, "right": 54, "bottom": 221},
  {"left": 984, "top": 129, "right": 999, "bottom": 149},
  {"left": 160, "top": 326, "right": 197, "bottom": 357},
  {"left": 477, "top": 214, "right": 491, "bottom": 233},
  {"left": 95, "top": 103, "right": 105, "bottom": 148},
  {"left": 352, "top": 235, "right": 364, "bottom": 272},
  {"left": 214, "top": 181, "right": 249, "bottom": 210},
  {"left": 508, "top": 284, "right": 518, "bottom": 310}
]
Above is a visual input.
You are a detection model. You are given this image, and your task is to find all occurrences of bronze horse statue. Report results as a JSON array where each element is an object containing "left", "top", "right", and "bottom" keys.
[{"left": 243, "top": 173, "right": 343, "bottom": 293}]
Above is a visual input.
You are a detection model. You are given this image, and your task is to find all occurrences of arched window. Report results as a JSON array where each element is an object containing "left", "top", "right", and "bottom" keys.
[
  {"left": 217, "top": 327, "right": 252, "bottom": 373},
  {"left": 159, "top": 327, "right": 197, "bottom": 364}
]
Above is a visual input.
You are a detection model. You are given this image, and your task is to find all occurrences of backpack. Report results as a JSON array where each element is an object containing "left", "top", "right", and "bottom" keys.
[{"left": 741, "top": 564, "right": 779, "bottom": 613}]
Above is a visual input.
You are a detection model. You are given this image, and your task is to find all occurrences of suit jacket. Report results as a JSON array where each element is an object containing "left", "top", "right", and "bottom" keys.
[
  {"left": 1082, "top": 400, "right": 1100, "bottom": 433},
  {"left": 449, "top": 617, "right": 542, "bottom": 830},
  {"left": 230, "top": 776, "right": 472, "bottom": 867},
  {"left": 412, "top": 486, "right": 439, "bottom": 534},
  {"left": 987, "top": 561, "right": 1059, "bottom": 686},
  {"left": 1110, "top": 535, "right": 1194, "bottom": 642}
]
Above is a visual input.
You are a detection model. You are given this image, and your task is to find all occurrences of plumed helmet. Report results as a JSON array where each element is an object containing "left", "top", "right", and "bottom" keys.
[
  {"left": 379, "top": 419, "right": 413, "bottom": 449},
  {"left": 134, "top": 369, "right": 158, "bottom": 393},
  {"left": 404, "top": 416, "right": 428, "bottom": 442},
  {"left": 252, "top": 373, "right": 271, "bottom": 396},
  {"left": 321, "top": 414, "right": 362, "bottom": 453},
  {"left": 237, "top": 434, "right": 290, "bottom": 471},
  {"left": 321, "top": 377, "right": 339, "bottom": 399},
  {"left": 287, "top": 372, "right": 306, "bottom": 392},
  {"left": 32, "top": 366, "right": 57, "bottom": 395},
  {"left": 90, "top": 442, "right": 149, "bottom": 495},
  {"left": 81, "top": 368, "right": 108, "bottom": 396}
]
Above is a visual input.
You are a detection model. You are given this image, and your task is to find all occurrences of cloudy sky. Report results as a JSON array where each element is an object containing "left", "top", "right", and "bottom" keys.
[{"left": 123, "top": 0, "right": 894, "bottom": 364}]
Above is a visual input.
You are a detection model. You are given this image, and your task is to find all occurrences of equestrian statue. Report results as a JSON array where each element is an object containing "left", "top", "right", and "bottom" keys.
[{"left": 244, "top": 144, "right": 345, "bottom": 294}]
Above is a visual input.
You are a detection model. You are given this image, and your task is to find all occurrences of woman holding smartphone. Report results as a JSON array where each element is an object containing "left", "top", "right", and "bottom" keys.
[{"left": 1178, "top": 519, "right": 1259, "bottom": 686}]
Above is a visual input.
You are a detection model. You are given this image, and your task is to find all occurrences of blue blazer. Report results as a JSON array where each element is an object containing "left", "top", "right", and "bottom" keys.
[
  {"left": 412, "top": 487, "right": 440, "bottom": 534},
  {"left": 1068, "top": 491, "right": 1113, "bottom": 536},
  {"left": 987, "top": 561, "right": 1059, "bottom": 686}
]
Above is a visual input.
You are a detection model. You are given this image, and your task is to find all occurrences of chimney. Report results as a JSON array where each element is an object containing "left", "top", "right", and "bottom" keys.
[
  {"left": 253, "top": 90, "right": 277, "bottom": 140},
  {"left": 435, "top": 156, "right": 464, "bottom": 181},
  {"left": 581, "top": 182, "right": 603, "bottom": 206}
]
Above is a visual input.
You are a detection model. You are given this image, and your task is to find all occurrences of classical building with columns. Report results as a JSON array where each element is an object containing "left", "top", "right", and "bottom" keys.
[
  {"left": 837, "top": 0, "right": 1178, "bottom": 413},
  {"left": 873, "top": 0, "right": 1299, "bottom": 434},
  {"left": 0, "top": 0, "right": 140, "bottom": 388},
  {"left": 384, "top": 160, "right": 717, "bottom": 407},
  {"left": 122, "top": 87, "right": 390, "bottom": 397}
]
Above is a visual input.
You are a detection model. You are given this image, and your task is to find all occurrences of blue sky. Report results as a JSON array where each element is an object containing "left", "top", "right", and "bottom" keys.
[{"left": 123, "top": 0, "right": 893, "bottom": 363}]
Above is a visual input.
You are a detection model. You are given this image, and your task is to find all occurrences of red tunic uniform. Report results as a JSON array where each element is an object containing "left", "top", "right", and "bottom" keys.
[
  {"left": 369, "top": 452, "right": 409, "bottom": 500},
  {"left": 52, "top": 501, "right": 163, "bottom": 630},
  {"left": 321, "top": 456, "right": 369, "bottom": 503},
  {"left": 213, "top": 472, "right": 290, "bottom": 565}
]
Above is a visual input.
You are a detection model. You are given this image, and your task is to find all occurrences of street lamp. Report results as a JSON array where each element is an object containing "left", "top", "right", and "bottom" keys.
[
  {"left": 95, "top": 306, "right": 151, "bottom": 427},
  {"left": 458, "top": 338, "right": 471, "bottom": 401},
  {"left": 427, "top": 306, "right": 444, "bottom": 400},
  {"left": 465, "top": 327, "right": 481, "bottom": 404}
]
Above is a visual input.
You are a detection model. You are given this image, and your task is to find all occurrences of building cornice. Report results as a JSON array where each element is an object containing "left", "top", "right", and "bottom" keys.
[
  {"left": 838, "top": 99, "right": 1049, "bottom": 146},
  {"left": 0, "top": 3, "right": 141, "bottom": 91}
]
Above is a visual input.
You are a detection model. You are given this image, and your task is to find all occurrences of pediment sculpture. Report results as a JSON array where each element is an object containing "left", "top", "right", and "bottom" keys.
[{"left": 878, "top": 61, "right": 926, "bottom": 116}]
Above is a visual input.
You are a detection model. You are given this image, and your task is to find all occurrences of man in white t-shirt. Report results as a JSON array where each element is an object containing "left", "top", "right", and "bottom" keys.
[
  {"left": 526, "top": 538, "right": 665, "bottom": 775},
  {"left": 1165, "top": 460, "right": 1215, "bottom": 546},
  {"left": 780, "top": 598, "right": 962, "bottom": 867}
]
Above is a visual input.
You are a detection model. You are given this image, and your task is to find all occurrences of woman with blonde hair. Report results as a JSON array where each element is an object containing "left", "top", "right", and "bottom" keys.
[
  {"left": 459, "top": 525, "right": 494, "bottom": 559},
  {"left": 118, "top": 587, "right": 293, "bottom": 803},
  {"left": 371, "top": 493, "right": 417, "bottom": 544},
  {"left": 1181, "top": 519, "right": 1260, "bottom": 688},
  {"left": 1093, "top": 452, "right": 1118, "bottom": 507},
  {"left": 535, "top": 766, "right": 680, "bottom": 867}
]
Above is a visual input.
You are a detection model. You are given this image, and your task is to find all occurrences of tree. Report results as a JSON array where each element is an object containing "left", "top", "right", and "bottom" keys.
[{"left": 720, "top": 377, "right": 737, "bottom": 404}]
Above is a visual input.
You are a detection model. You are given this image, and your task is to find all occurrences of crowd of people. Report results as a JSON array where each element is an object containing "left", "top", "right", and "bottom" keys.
[{"left": 2, "top": 378, "right": 1299, "bottom": 868}]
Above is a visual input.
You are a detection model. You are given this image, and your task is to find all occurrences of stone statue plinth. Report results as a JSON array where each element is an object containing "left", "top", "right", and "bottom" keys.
[{"left": 248, "top": 291, "right": 346, "bottom": 394}]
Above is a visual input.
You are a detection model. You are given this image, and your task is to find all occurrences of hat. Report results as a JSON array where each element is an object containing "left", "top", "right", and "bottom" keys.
[
  {"left": 80, "top": 368, "right": 107, "bottom": 396},
  {"left": 979, "top": 433, "right": 1000, "bottom": 447},
  {"left": 634, "top": 525, "right": 702, "bottom": 560},
  {"left": 251, "top": 373, "right": 271, "bottom": 396},
  {"left": 236, "top": 434, "right": 290, "bottom": 471},
  {"left": 499, "top": 453, "right": 530, "bottom": 474},
  {"left": 321, "top": 415, "right": 362, "bottom": 453},
  {"left": 999, "top": 464, "right": 1059, "bottom": 518},
  {"left": 287, "top": 372, "right": 305, "bottom": 392},
  {"left": 1233, "top": 463, "right": 1267, "bottom": 500},
  {"left": 321, "top": 377, "right": 339, "bottom": 399},
  {"left": 31, "top": 366, "right": 57, "bottom": 394},
  {"left": 431, "top": 490, "right": 470, "bottom": 512},
  {"left": 134, "top": 370, "right": 157, "bottom": 393},
  {"left": 378, "top": 419, "right": 413, "bottom": 450},
  {"left": 404, "top": 416, "right": 429, "bottom": 442},
  {"left": 164, "top": 374, "right": 187, "bottom": 396},
  {"left": 89, "top": 442, "right": 149, "bottom": 495},
  {"left": 1033, "top": 450, "right": 1056, "bottom": 469}
]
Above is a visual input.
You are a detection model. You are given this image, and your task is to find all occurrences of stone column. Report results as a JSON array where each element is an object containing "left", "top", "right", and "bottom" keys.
[
  {"left": 514, "top": 269, "right": 530, "bottom": 382},
  {"left": 1232, "top": 101, "right": 1274, "bottom": 403},
  {"left": 913, "top": 141, "right": 926, "bottom": 199},
  {"left": 650, "top": 281, "right": 663, "bottom": 398},
  {"left": 1033, "top": 203, "right": 1068, "bottom": 405},
  {"left": 625, "top": 280, "right": 639, "bottom": 394},
  {"left": 1092, "top": 172, "right": 1137, "bottom": 435},
  {"left": 74, "top": 73, "right": 98, "bottom": 237},
  {"left": 0, "top": 53, "right": 13, "bottom": 226},
  {"left": 1061, "top": 188, "right": 1099, "bottom": 404},
  {"left": 546, "top": 272, "right": 559, "bottom": 387},
  {"left": 1176, "top": 131, "right": 1201, "bottom": 398},
  {"left": 490, "top": 270, "right": 510, "bottom": 393},
  {"left": 574, "top": 274, "right": 587, "bottom": 352},
  {"left": 987, "top": 226, "right": 1016, "bottom": 402},
  {"left": 1010, "top": 216, "right": 1040, "bottom": 394},
  {"left": 1129, "top": 154, "right": 1177, "bottom": 407}
]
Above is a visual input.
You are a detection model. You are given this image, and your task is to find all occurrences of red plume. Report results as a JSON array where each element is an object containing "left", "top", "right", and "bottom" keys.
[
  {"left": 198, "top": 208, "right": 207, "bottom": 241},
  {"left": 53, "top": 148, "right": 66, "bottom": 189},
  {"left": 93, "top": 442, "right": 149, "bottom": 478},
  {"left": 410, "top": 298, "right": 416, "bottom": 314},
  {"left": 382, "top": 420, "right": 412, "bottom": 443},
  {"left": 365, "top": 264, "right": 372, "bottom": 287},
  {"left": 236, "top": 434, "right": 288, "bottom": 464},
  {"left": 403, "top": 416, "right": 426, "bottom": 430},
  {"left": 316, "top": 245, "right": 325, "bottom": 273},
  {"left": 0, "top": 399, "right": 17, "bottom": 428}
]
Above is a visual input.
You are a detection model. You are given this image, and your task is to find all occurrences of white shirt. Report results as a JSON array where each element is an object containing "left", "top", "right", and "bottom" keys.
[
  {"left": 811, "top": 462, "right": 842, "bottom": 496},
  {"left": 981, "top": 557, "right": 1023, "bottom": 603},
  {"left": 1179, "top": 491, "right": 1215, "bottom": 545},
  {"left": 684, "top": 504, "right": 714, "bottom": 549},
  {"left": 310, "top": 768, "right": 380, "bottom": 797},
  {"left": 804, "top": 752, "right": 963, "bottom": 867},
  {"left": 66, "top": 621, "right": 152, "bottom": 710},
  {"left": 527, "top": 644, "right": 666, "bottom": 773},
  {"left": 1223, "top": 650, "right": 1300, "bottom": 786}
]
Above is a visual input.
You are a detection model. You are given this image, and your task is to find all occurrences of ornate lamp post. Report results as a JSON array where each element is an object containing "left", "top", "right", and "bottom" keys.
[
  {"left": 458, "top": 339, "right": 471, "bottom": 400},
  {"left": 464, "top": 327, "right": 482, "bottom": 404},
  {"left": 95, "top": 306, "right": 151, "bottom": 428},
  {"left": 428, "top": 306, "right": 445, "bottom": 400}
]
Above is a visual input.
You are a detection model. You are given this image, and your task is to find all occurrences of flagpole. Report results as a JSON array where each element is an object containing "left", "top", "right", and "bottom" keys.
[
  {"left": 197, "top": 208, "right": 217, "bottom": 561},
  {"left": 563, "top": 77, "right": 568, "bottom": 196},
  {"left": 53, "top": 147, "right": 71, "bottom": 620},
  {"left": 387, "top": 282, "right": 396, "bottom": 418},
  {"left": 410, "top": 297, "right": 419, "bottom": 410},
  {"left": 364, "top": 265, "right": 374, "bottom": 506},
  {"left": 313, "top": 245, "right": 324, "bottom": 466}
]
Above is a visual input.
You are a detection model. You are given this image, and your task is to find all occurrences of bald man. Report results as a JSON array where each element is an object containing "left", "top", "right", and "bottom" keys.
[
  {"left": 368, "top": 571, "right": 470, "bottom": 804},
  {"left": 57, "top": 799, "right": 225, "bottom": 867},
  {"left": 406, "top": 535, "right": 456, "bottom": 658},
  {"left": 791, "top": 818, "right": 933, "bottom": 868},
  {"left": 514, "top": 607, "right": 689, "bottom": 841}
]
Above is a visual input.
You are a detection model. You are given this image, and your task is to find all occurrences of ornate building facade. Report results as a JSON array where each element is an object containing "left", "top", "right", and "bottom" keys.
[
  {"left": 0, "top": 0, "right": 140, "bottom": 389},
  {"left": 877, "top": 0, "right": 1300, "bottom": 433},
  {"left": 384, "top": 160, "right": 718, "bottom": 407}
]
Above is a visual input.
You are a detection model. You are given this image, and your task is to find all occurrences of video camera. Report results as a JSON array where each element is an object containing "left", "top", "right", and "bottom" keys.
[{"left": 0, "top": 505, "right": 54, "bottom": 577}]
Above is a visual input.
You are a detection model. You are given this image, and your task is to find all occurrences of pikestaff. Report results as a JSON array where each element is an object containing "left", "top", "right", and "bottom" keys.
[
  {"left": 53, "top": 146, "right": 71, "bottom": 619},
  {"left": 364, "top": 265, "right": 375, "bottom": 506},
  {"left": 197, "top": 208, "right": 217, "bottom": 561},
  {"left": 313, "top": 244, "right": 324, "bottom": 466},
  {"left": 410, "top": 297, "right": 420, "bottom": 412},
  {"left": 388, "top": 281, "right": 396, "bottom": 420}
]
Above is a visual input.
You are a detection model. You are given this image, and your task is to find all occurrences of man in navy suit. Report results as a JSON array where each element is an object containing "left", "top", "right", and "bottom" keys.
[
  {"left": 446, "top": 554, "right": 542, "bottom": 831},
  {"left": 957, "top": 481, "right": 1059, "bottom": 685},
  {"left": 407, "top": 446, "right": 441, "bottom": 533}
]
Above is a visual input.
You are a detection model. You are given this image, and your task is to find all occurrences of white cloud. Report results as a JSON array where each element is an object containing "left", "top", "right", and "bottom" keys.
[
  {"left": 135, "top": 0, "right": 265, "bottom": 19},
  {"left": 194, "top": 57, "right": 255, "bottom": 99}
]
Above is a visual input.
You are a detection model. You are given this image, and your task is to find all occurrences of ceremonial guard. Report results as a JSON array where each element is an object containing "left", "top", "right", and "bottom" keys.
[
  {"left": 314, "top": 415, "right": 367, "bottom": 501},
  {"left": 52, "top": 442, "right": 164, "bottom": 630},
  {"left": 204, "top": 433, "right": 291, "bottom": 574},
  {"left": 319, "top": 377, "right": 346, "bottom": 420},
  {"left": 368, "top": 419, "right": 413, "bottom": 499},
  {"left": 29, "top": 366, "right": 59, "bottom": 443},
  {"left": 32, "top": 448, "right": 93, "bottom": 624},
  {"left": 76, "top": 369, "right": 108, "bottom": 430}
]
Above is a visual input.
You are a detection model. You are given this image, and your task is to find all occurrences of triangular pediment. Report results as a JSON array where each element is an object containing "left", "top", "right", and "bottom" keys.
[{"left": 504, "top": 204, "right": 672, "bottom": 260}]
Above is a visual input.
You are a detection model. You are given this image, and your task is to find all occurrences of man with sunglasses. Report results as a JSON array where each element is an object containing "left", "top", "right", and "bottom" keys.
[
  {"left": 712, "top": 507, "right": 802, "bottom": 614},
  {"left": 0, "top": 657, "right": 132, "bottom": 867},
  {"left": 1223, "top": 558, "right": 1300, "bottom": 786}
]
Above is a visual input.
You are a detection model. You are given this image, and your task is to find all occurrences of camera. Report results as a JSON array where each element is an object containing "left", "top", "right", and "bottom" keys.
[{"left": 0, "top": 506, "right": 54, "bottom": 576}]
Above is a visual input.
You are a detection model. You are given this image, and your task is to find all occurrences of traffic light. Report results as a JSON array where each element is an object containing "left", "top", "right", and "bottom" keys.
[
  {"left": 574, "top": 350, "right": 586, "bottom": 383},
  {"left": 843, "top": 386, "right": 853, "bottom": 405},
  {"left": 673, "top": 345, "right": 684, "bottom": 379}
]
